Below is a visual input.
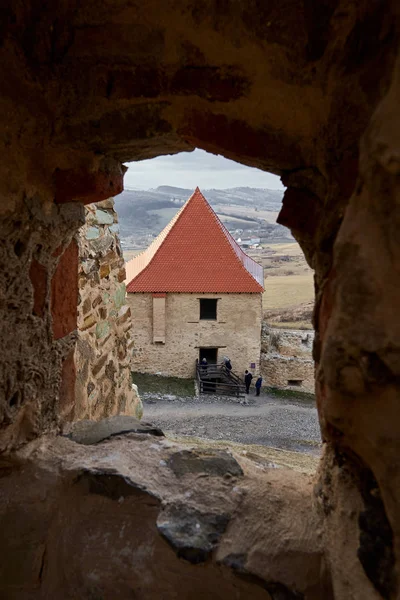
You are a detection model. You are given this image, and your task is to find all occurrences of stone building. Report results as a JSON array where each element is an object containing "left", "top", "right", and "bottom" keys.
[
  {"left": 75, "top": 199, "right": 143, "bottom": 420},
  {"left": 261, "top": 324, "right": 315, "bottom": 393},
  {"left": 125, "top": 188, "right": 264, "bottom": 378}
]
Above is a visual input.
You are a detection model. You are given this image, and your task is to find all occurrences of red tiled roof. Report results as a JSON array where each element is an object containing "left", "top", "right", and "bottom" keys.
[{"left": 126, "top": 187, "right": 264, "bottom": 293}]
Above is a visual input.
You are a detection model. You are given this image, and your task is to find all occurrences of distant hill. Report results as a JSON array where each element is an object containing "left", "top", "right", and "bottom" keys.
[{"left": 114, "top": 186, "right": 291, "bottom": 248}]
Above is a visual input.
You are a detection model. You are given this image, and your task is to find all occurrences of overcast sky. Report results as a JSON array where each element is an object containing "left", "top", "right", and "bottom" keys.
[{"left": 124, "top": 149, "right": 284, "bottom": 190}]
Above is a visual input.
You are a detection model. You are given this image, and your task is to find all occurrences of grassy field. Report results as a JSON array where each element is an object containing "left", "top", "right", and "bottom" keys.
[
  {"left": 132, "top": 372, "right": 195, "bottom": 397},
  {"left": 263, "top": 273, "right": 314, "bottom": 310},
  {"left": 264, "top": 242, "right": 304, "bottom": 256},
  {"left": 266, "top": 320, "right": 313, "bottom": 330}
]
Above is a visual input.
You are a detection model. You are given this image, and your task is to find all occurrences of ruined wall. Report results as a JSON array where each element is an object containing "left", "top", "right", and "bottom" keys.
[
  {"left": 0, "top": 196, "right": 84, "bottom": 453},
  {"left": 127, "top": 292, "right": 262, "bottom": 378},
  {"left": 75, "top": 200, "right": 142, "bottom": 420},
  {"left": 261, "top": 324, "right": 315, "bottom": 393}
]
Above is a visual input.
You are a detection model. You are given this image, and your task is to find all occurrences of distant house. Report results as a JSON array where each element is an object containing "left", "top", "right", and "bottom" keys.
[
  {"left": 125, "top": 188, "right": 264, "bottom": 378},
  {"left": 240, "top": 237, "right": 261, "bottom": 248}
]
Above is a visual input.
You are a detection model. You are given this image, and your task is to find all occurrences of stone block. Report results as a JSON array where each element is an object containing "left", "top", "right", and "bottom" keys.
[
  {"left": 82, "top": 297, "right": 92, "bottom": 316},
  {"left": 92, "top": 354, "right": 108, "bottom": 377},
  {"left": 98, "top": 307, "right": 107, "bottom": 320},
  {"left": 117, "top": 304, "right": 131, "bottom": 325},
  {"left": 86, "top": 226, "right": 100, "bottom": 240},
  {"left": 95, "top": 209, "right": 114, "bottom": 225},
  {"left": 114, "top": 283, "right": 126, "bottom": 309},
  {"left": 117, "top": 342, "right": 127, "bottom": 360},
  {"left": 96, "top": 198, "right": 115, "bottom": 210},
  {"left": 81, "top": 313, "right": 97, "bottom": 331},
  {"left": 54, "top": 160, "right": 126, "bottom": 205},
  {"left": 100, "top": 264, "right": 110, "bottom": 278},
  {"left": 92, "top": 295, "right": 102, "bottom": 309},
  {"left": 117, "top": 267, "right": 126, "bottom": 282},
  {"left": 95, "top": 321, "right": 110, "bottom": 339},
  {"left": 51, "top": 240, "right": 78, "bottom": 341}
]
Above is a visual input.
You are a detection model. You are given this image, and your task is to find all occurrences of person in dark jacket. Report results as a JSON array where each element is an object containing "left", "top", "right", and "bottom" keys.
[
  {"left": 255, "top": 376, "right": 263, "bottom": 396},
  {"left": 224, "top": 357, "right": 232, "bottom": 375},
  {"left": 244, "top": 370, "right": 253, "bottom": 394}
]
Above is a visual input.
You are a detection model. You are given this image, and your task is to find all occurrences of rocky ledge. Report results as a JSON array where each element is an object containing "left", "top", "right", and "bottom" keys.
[{"left": 0, "top": 417, "right": 331, "bottom": 599}]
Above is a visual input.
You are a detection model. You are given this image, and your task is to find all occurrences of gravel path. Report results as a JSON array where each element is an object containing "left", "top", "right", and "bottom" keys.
[{"left": 142, "top": 392, "right": 321, "bottom": 455}]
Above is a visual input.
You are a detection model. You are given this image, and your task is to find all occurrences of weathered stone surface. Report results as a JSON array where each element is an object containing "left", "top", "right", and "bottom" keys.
[
  {"left": 54, "top": 160, "right": 126, "bottom": 205},
  {"left": 167, "top": 449, "right": 243, "bottom": 478},
  {"left": 128, "top": 292, "right": 262, "bottom": 377},
  {"left": 85, "top": 226, "right": 100, "bottom": 240},
  {"left": 95, "top": 208, "right": 114, "bottom": 225},
  {"left": 64, "top": 415, "right": 164, "bottom": 445},
  {"left": 261, "top": 324, "right": 315, "bottom": 394},
  {"left": 0, "top": 434, "right": 329, "bottom": 599},
  {"left": 157, "top": 504, "right": 230, "bottom": 564},
  {"left": 51, "top": 240, "right": 79, "bottom": 341},
  {"left": 75, "top": 202, "right": 142, "bottom": 421},
  {"left": 29, "top": 259, "right": 47, "bottom": 318}
]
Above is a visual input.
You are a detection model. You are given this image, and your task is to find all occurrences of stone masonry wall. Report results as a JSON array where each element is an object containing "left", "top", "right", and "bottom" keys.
[
  {"left": 75, "top": 199, "right": 142, "bottom": 420},
  {"left": 127, "top": 292, "right": 262, "bottom": 379},
  {"left": 261, "top": 323, "right": 315, "bottom": 393}
]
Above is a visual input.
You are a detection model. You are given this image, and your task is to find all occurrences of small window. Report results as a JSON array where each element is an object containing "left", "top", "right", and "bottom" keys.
[
  {"left": 199, "top": 298, "right": 217, "bottom": 320},
  {"left": 287, "top": 379, "right": 303, "bottom": 387}
]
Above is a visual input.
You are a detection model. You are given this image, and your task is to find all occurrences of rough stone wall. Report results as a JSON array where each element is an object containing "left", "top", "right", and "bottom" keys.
[
  {"left": 0, "top": 193, "right": 84, "bottom": 453},
  {"left": 127, "top": 293, "right": 262, "bottom": 378},
  {"left": 261, "top": 324, "right": 315, "bottom": 393},
  {"left": 75, "top": 199, "right": 142, "bottom": 420}
]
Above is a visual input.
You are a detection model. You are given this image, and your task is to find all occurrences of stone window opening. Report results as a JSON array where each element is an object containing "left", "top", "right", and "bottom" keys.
[
  {"left": 287, "top": 379, "right": 303, "bottom": 387},
  {"left": 199, "top": 298, "right": 218, "bottom": 320},
  {"left": 1, "top": 6, "right": 396, "bottom": 594}
]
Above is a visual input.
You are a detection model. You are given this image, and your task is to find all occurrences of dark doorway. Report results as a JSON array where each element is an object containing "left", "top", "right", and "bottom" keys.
[{"left": 199, "top": 347, "right": 218, "bottom": 364}]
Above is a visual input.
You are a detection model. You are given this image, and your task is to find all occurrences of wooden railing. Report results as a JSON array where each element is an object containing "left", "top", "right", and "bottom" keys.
[{"left": 195, "top": 360, "right": 245, "bottom": 398}]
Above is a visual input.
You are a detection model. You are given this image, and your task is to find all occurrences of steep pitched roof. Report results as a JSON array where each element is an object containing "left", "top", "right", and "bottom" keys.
[{"left": 126, "top": 187, "right": 264, "bottom": 293}]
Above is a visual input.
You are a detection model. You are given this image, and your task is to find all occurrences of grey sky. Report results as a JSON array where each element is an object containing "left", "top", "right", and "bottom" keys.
[{"left": 125, "top": 149, "right": 284, "bottom": 190}]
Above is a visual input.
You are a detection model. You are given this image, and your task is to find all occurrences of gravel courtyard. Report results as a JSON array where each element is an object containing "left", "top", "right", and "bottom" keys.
[{"left": 136, "top": 375, "right": 321, "bottom": 456}]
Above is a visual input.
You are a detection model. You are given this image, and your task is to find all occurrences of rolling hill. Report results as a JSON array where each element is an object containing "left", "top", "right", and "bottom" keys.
[{"left": 114, "top": 186, "right": 291, "bottom": 248}]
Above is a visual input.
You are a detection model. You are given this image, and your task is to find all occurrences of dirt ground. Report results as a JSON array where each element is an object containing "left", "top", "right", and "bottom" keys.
[{"left": 142, "top": 389, "right": 321, "bottom": 457}]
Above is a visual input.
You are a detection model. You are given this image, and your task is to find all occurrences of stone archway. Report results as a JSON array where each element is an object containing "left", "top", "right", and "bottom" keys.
[{"left": 0, "top": 2, "right": 399, "bottom": 598}]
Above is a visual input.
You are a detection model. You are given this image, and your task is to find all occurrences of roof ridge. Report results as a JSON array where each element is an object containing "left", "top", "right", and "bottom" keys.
[{"left": 126, "top": 188, "right": 199, "bottom": 292}]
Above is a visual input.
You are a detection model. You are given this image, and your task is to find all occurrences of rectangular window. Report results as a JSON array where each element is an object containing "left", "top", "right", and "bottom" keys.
[{"left": 199, "top": 298, "right": 217, "bottom": 320}]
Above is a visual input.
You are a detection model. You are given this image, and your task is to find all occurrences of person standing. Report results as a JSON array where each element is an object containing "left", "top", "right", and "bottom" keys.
[
  {"left": 255, "top": 375, "right": 263, "bottom": 396},
  {"left": 244, "top": 370, "right": 253, "bottom": 394},
  {"left": 224, "top": 357, "right": 232, "bottom": 375}
]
